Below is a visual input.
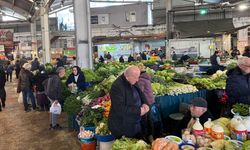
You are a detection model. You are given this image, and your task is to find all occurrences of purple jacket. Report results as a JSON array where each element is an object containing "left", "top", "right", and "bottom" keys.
[{"left": 138, "top": 72, "right": 155, "bottom": 105}]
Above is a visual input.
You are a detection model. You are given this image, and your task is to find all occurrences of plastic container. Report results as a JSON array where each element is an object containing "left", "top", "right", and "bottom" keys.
[
  {"left": 242, "top": 118, "right": 250, "bottom": 140},
  {"left": 231, "top": 123, "right": 248, "bottom": 141},
  {"left": 95, "top": 134, "right": 115, "bottom": 142},
  {"left": 192, "top": 118, "right": 204, "bottom": 136},
  {"left": 99, "top": 141, "right": 114, "bottom": 150},
  {"left": 204, "top": 118, "right": 214, "bottom": 135},
  {"left": 211, "top": 124, "right": 224, "bottom": 140},
  {"left": 80, "top": 140, "right": 96, "bottom": 150},
  {"left": 230, "top": 114, "right": 242, "bottom": 132}
]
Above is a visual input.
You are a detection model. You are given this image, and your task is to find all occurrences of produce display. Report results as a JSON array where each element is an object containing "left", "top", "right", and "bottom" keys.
[
  {"left": 112, "top": 137, "right": 150, "bottom": 150},
  {"left": 226, "top": 59, "right": 238, "bottom": 71},
  {"left": 165, "top": 83, "right": 198, "bottom": 96},
  {"left": 92, "top": 75, "right": 117, "bottom": 94},
  {"left": 78, "top": 128, "right": 94, "bottom": 139},
  {"left": 165, "top": 135, "right": 183, "bottom": 145},
  {"left": 95, "top": 119, "right": 110, "bottom": 135},
  {"left": 242, "top": 140, "right": 250, "bottom": 150},
  {"left": 151, "top": 138, "right": 179, "bottom": 150},
  {"left": 79, "top": 107, "right": 104, "bottom": 127},
  {"left": 63, "top": 95, "right": 83, "bottom": 115},
  {"left": 232, "top": 103, "right": 250, "bottom": 116},
  {"left": 55, "top": 60, "right": 250, "bottom": 149},
  {"left": 211, "top": 140, "right": 243, "bottom": 150},
  {"left": 82, "top": 69, "right": 102, "bottom": 83},
  {"left": 152, "top": 83, "right": 167, "bottom": 96}
]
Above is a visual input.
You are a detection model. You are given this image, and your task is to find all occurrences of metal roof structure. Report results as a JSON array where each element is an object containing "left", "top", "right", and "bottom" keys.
[
  {"left": 0, "top": 0, "right": 55, "bottom": 21},
  {"left": 0, "top": 0, "right": 248, "bottom": 21}
]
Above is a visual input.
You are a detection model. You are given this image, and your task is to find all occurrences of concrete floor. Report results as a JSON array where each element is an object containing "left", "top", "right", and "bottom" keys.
[{"left": 0, "top": 79, "right": 80, "bottom": 150}]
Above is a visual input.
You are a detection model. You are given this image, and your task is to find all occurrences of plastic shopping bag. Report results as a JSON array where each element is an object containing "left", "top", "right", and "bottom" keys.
[
  {"left": 18, "top": 92, "right": 23, "bottom": 104},
  {"left": 49, "top": 102, "right": 62, "bottom": 115}
]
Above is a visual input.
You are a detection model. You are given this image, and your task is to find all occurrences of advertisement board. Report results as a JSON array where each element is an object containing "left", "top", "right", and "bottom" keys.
[
  {"left": 98, "top": 43, "right": 133, "bottom": 60},
  {"left": 0, "top": 29, "right": 14, "bottom": 57}
]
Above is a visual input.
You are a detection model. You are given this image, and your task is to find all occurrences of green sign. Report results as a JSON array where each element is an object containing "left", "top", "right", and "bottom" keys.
[{"left": 64, "top": 50, "right": 76, "bottom": 55}]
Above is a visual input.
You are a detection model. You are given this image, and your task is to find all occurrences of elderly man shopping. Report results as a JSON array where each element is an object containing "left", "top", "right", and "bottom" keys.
[
  {"left": 108, "top": 66, "right": 150, "bottom": 139},
  {"left": 226, "top": 56, "right": 250, "bottom": 106}
]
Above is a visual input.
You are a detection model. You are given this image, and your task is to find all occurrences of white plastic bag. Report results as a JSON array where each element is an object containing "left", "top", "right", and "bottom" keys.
[
  {"left": 49, "top": 102, "right": 62, "bottom": 115},
  {"left": 18, "top": 92, "right": 23, "bottom": 104}
]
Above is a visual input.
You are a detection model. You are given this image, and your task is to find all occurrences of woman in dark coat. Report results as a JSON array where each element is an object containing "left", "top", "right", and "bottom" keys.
[
  {"left": 0, "top": 65, "right": 6, "bottom": 111},
  {"left": 137, "top": 64, "right": 154, "bottom": 105},
  {"left": 66, "top": 66, "right": 86, "bottom": 92},
  {"left": 34, "top": 65, "right": 49, "bottom": 111}
]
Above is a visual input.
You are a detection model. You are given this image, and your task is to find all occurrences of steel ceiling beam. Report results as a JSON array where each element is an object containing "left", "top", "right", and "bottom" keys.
[{"left": 0, "top": 0, "right": 30, "bottom": 19}]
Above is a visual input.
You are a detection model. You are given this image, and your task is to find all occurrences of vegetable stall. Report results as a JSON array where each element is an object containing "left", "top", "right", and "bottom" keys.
[{"left": 52, "top": 59, "right": 250, "bottom": 150}]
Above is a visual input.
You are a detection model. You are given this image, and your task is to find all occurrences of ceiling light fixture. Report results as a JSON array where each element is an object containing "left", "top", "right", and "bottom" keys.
[
  {"left": 35, "top": 6, "right": 39, "bottom": 10},
  {"left": 239, "top": 4, "right": 248, "bottom": 11}
]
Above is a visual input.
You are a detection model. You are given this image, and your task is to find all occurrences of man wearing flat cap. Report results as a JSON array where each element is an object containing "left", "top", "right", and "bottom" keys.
[{"left": 178, "top": 97, "right": 214, "bottom": 132}]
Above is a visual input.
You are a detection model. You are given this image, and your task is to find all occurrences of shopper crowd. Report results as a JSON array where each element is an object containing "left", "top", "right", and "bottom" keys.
[{"left": 0, "top": 45, "right": 249, "bottom": 143}]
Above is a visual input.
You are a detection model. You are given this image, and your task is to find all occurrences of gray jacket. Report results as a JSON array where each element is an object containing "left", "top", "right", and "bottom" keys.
[{"left": 43, "top": 74, "right": 62, "bottom": 101}]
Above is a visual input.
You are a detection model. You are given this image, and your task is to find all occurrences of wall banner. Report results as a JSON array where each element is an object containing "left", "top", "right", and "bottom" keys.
[{"left": 0, "top": 29, "right": 14, "bottom": 56}]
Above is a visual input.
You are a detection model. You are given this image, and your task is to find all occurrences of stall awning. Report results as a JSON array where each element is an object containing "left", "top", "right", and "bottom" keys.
[{"left": 175, "top": 19, "right": 250, "bottom": 38}]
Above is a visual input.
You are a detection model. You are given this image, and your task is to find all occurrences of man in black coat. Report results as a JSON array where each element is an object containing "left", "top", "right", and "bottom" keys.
[
  {"left": 108, "top": 66, "right": 150, "bottom": 139},
  {"left": 0, "top": 65, "right": 6, "bottom": 111},
  {"left": 226, "top": 56, "right": 250, "bottom": 106}
]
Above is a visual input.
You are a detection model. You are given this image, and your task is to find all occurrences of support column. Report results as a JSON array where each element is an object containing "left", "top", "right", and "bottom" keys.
[
  {"left": 40, "top": 6, "right": 51, "bottom": 63},
  {"left": 147, "top": 2, "right": 153, "bottom": 25},
  {"left": 74, "top": 0, "right": 93, "bottom": 69},
  {"left": 30, "top": 21, "right": 38, "bottom": 59},
  {"left": 237, "top": 28, "right": 248, "bottom": 54},
  {"left": 222, "top": 34, "right": 231, "bottom": 52},
  {"left": 165, "top": 0, "right": 172, "bottom": 60}
]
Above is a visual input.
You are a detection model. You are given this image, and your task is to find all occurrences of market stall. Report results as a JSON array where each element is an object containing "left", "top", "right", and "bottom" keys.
[
  {"left": 155, "top": 90, "right": 206, "bottom": 120},
  {"left": 49, "top": 59, "right": 250, "bottom": 150}
]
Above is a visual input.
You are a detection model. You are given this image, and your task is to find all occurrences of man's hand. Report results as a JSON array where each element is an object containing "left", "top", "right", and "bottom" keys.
[
  {"left": 140, "top": 104, "right": 149, "bottom": 116},
  {"left": 54, "top": 100, "right": 59, "bottom": 104}
]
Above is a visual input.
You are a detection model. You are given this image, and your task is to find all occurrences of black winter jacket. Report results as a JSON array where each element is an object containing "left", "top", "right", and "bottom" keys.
[
  {"left": 0, "top": 69, "right": 6, "bottom": 88},
  {"left": 66, "top": 73, "right": 86, "bottom": 91},
  {"left": 226, "top": 67, "right": 250, "bottom": 106},
  {"left": 108, "top": 74, "right": 148, "bottom": 138},
  {"left": 17, "top": 69, "right": 34, "bottom": 93}
]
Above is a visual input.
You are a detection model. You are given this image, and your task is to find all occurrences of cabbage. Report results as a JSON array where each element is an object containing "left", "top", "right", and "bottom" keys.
[{"left": 112, "top": 137, "right": 150, "bottom": 150}]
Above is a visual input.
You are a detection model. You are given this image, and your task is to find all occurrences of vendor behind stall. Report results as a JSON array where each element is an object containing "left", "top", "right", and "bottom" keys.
[
  {"left": 179, "top": 52, "right": 190, "bottom": 64},
  {"left": 177, "top": 98, "right": 214, "bottom": 135},
  {"left": 207, "top": 51, "right": 224, "bottom": 75}
]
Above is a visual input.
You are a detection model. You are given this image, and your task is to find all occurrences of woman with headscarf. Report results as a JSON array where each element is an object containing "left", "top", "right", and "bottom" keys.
[{"left": 66, "top": 66, "right": 86, "bottom": 92}]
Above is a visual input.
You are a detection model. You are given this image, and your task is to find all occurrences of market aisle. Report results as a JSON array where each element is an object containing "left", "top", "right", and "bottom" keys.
[{"left": 0, "top": 79, "right": 80, "bottom": 150}]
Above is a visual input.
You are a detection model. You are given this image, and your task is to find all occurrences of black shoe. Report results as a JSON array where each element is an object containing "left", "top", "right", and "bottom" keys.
[
  {"left": 25, "top": 110, "right": 30, "bottom": 112},
  {"left": 56, "top": 124, "right": 62, "bottom": 129},
  {"left": 49, "top": 124, "right": 56, "bottom": 130}
]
